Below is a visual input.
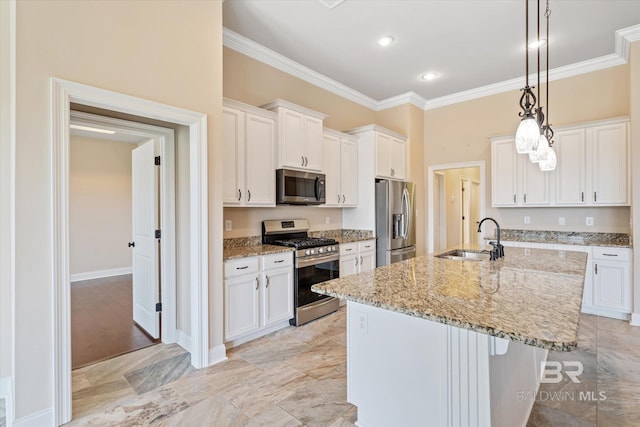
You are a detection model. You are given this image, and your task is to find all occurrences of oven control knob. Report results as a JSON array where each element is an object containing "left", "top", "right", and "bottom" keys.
[
  {"left": 318, "top": 247, "right": 325, "bottom": 253},
  {"left": 331, "top": 246, "right": 336, "bottom": 251},
  {"left": 310, "top": 249, "right": 316, "bottom": 255},
  {"left": 305, "top": 249, "right": 311, "bottom": 256}
]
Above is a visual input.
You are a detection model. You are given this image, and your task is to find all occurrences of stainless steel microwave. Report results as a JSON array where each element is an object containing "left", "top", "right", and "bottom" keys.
[{"left": 276, "top": 169, "right": 326, "bottom": 205}]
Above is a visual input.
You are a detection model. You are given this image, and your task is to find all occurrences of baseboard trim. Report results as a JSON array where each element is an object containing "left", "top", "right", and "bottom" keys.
[
  {"left": 581, "top": 306, "right": 630, "bottom": 321},
  {"left": 13, "top": 407, "right": 53, "bottom": 427},
  {"left": 631, "top": 313, "right": 640, "bottom": 326},
  {"left": 176, "top": 329, "right": 191, "bottom": 353},
  {"left": 70, "top": 267, "right": 132, "bottom": 282},
  {"left": 224, "top": 320, "right": 291, "bottom": 349},
  {"left": 1, "top": 376, "right": 13, "bottom": 426},
  {"left": 208, "top": 344, "right": 227, "bottom": 367}
]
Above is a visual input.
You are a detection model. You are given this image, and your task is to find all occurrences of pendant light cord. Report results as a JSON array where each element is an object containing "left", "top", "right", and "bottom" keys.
[
  {"left": 525, "top": 0, "right": 529, "bottom": 87},
  {"left": 546, "top": 0, "right": 551, "bottom": 143},
  {"left": 537, "top": 0, "right": 541, "bottom": 108}
]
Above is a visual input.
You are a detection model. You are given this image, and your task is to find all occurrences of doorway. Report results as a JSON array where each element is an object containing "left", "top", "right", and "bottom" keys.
[
  {"left": 52, "top": 78, "right": 211, "bottom": 426},
  {"left": 427, "top": 161, "right": 486, "bottom": 254},
  {"left": 69, "top": 112, "right": 171, "bottom": 369}
]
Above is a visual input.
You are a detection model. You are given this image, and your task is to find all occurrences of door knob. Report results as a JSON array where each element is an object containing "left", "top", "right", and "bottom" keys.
[{"left": 128, "top": 242, "right": 135, "bottom": 248}]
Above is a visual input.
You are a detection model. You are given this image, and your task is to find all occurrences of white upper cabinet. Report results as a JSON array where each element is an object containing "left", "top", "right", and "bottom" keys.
[
  {"left": 261, "top": 99, "right": 327, "bottom": 172},
  {"left": 491, "top": 138, "right": 550, "bottom": 207},
  {"left": 375, "top": 132, "right": 406, "bottom": 180},
  {"left": 491, "top": 117, "right": 629, "bottom": 208},
  {"left": 590, "top": 122, "right": 629, "bottom": 205},
  {"left": 555, "top": 119, "right": 629, "bottom": 206},
  {"left": 323, "top": 128, "right": 358, "bottom": 207},
  {"left": 223, "top": 99, "right": 277, "bottom": 207}
]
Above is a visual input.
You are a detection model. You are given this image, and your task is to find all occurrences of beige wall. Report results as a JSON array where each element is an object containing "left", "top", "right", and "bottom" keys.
[
  {"left": 224, "top": 207, "right": 343, "bottom": 238},
  {"left": 630, "top": 41, "right": 640, "bottom": 318},
  {"left": 424, "top": 65, "right": 632, "bottom": 243},
  {"left": 69, "top": 136, "right": 134, "bottom": 276},
  {"left": 15, "top": 0, "right": 222, "bottom": 420}
]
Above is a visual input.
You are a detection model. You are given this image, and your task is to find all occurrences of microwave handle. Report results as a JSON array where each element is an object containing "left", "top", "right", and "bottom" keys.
[{"left": 315, "top": 177, "right": 320, "bottom": 201}]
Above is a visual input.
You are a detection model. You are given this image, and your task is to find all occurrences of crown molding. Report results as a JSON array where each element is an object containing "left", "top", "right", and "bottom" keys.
[
  {"left": 223, "top": 28, "right": 379, "bottom": 110},
  {"left": 223, "top": 24, "right": 640, "bottom": 113}
]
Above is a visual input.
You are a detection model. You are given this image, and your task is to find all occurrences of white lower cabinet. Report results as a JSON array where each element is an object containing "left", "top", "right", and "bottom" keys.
[
  {"left": 501, "top": 241, "right": 632, "bottom": 319},
  {"left": 340, "top": 240, "right": 376, "bottom": 278},
  {"left": 224, "top": 252, "right": 293, "bottom": 344}
]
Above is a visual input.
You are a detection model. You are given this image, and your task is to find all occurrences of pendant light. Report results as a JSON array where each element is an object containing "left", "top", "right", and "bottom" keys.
[
  {"left": 515, "top": 0, "right": 539, "bottom": 154},
  {"left": 538, "top": 0, "right": 556, "bottom": 171}
]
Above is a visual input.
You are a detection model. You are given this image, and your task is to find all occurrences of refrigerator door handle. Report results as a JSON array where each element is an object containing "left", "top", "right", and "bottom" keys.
[{"left": 401, "top": 188, "right": 410, "bottom": 239}]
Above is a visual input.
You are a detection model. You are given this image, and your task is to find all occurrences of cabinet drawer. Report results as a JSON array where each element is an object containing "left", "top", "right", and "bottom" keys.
[
  {"left": 262, "top": 252, "right": 293, "bottom": 270},
  {"left": 340, "top": 242, "right": 358, "bottom": 256},
  {"left": 224, "top": 257, "right": 259, "bottom": 278},
  {"left": 592, "top": 247, "right": 630, "bottom": 261},
  {"left": 358, "top": 240, "right": 376, "bottom": 253}
]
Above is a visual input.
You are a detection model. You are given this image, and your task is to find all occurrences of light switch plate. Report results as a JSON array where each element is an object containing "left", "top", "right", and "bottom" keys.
[{"left": 586, "top": 217, "right": 594, "bottom": 226}]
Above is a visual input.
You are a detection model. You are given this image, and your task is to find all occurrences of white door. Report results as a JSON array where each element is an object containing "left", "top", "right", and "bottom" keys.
[
  {"left": 263, "top": 268, "right": 294, "bottom": 326},
  {"left": 222, "top": 107, "right": 244, "bottom": 205},
  {"left": 554, "top": 129, "right": 586, "bottom": 205},
  {"left": 461, "top": 179, "right": 470, "bottom": 247},
  {"left": 304, "top": 116, "right": 324, "bottom": 171},
  {"left": 359, "top": 251, "right": 376, "bottom": 273},
  {"left": 245, "top": 112, "right": 276, "bottom": 205},
  {"left": 323, "top": 133, "right": 342, "bottom": 206},
  {"left": 132, "top": 140, "right": 160, "bottom": 339},
  {"left": 341, "top": 138, "right": 359, "bottom": 206},
  {"left": 591, "top": 123, "right": 628, "bottom": 205},
  {"left": 469, "top": 181, "right": 481, "bottom": 248},
  {"left": 491, "top": 139, "right": 518, "bottom": 206},
  {"left": 340, "top": 255, "right": 358, "bottom": 278}
]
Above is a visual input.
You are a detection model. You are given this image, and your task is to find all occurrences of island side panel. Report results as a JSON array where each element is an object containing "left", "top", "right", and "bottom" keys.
[{"left": 348, "top": 301, "right": 493, "bottom": 427}]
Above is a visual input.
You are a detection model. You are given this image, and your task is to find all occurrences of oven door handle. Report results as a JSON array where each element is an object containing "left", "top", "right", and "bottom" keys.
[{"left": 296, "top": 253, "right": 340, "bottom": 268}]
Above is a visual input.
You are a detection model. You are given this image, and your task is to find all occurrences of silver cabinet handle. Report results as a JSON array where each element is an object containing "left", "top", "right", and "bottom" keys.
[
  {"left": 255, "top": 277, "right": 259, "bottom": 290},
  {"left": 360, "top": 256, "right": 363, "bottom": 265},
  {"left": 342, "top": 194, "right": 345, "bottom": 203},
  {"left": 345, "top": 248, "right": 353, "bottom": 252},
  {"left": 266, "top": 276, "right": 270, "bottom": 288},
  {"left": 355, "top": 257, "right": 358, "bottom": 266},
  {"left": 238, "top": 189, "right": 241, "bottom": 201},
  {"left": 595, "top": 264, "right": 598, "bottom": 274},
  {"left": 524, "top": 194, "right": 527, "bottom": 204},
  {"left": 247, "top": 189, "right": 251, "bottom": 202},
  {"left": 602, "top": 253, "right": 618, "bottom": 257},
  {"left": 581, "top": 192, "right": 584, "bottom": 202},
  {"left": 594, "top": 192, "right": 597, "bottom": 202},
  {"left": 337, "top": 194, "right": 340, "bottom": 203},
  {"left": 305, "top": 157, "right": 308, "bottom": 166},
  {"left": 236, "top": 266, "right": 249, "bottom": 270},
  {"left": 301, "top": 155, "right": 305, "bottom": 166},
  {"left": 274, "top": 259, "right": 285, "bottom": 263},
  {"left": 513, "top": 194, "right": 517, "bottom": 204},
  {"left": 390, "top": 168, "right": 395, "bottom": 177}
]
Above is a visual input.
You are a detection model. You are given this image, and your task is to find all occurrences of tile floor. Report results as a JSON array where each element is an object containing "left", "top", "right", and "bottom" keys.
[{"left": 68, "top": 307, "right": 640, "bottom": 426}]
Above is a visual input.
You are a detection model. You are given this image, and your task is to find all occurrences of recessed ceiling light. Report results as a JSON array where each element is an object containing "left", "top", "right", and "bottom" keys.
[
  {"left": 70, "top": 124, "right": 116, "bottom": 135},
  {"left": 377, "top": 35, "right": 395, "bottom": 47},
  {"left": 528, "top": 39, "right": 546, "bottom": 49},
  {"left": 421, "top": 72, "right": 439, "bottom": 81}
]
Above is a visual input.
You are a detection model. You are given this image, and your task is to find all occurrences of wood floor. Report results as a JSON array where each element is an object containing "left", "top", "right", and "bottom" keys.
[{"left": 71, "top": 274, "right": 158, "bottom": 370}]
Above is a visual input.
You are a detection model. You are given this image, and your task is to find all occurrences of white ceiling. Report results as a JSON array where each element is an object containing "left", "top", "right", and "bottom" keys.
[{"left": 223, "top": 0, "right": 640, "bottom": 105}]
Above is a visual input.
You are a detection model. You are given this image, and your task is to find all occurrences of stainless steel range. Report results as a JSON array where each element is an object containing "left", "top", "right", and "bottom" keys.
[{"left": 262, "top": 219, "right": 340, "bottom": 326}]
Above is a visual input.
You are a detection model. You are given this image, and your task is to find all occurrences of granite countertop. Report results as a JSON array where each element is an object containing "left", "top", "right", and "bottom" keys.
[
  {"left": 310, "top": 229, "right": 374, "bottom": 244},
  {"left": 223, "top": 244, "right": 294, "bottom": 261},
  {"left": 489, "top": 229, "right": 631, "bottom": 248},
  {"left": 313, "top": 247, "right": 588, "bottom": 352}
]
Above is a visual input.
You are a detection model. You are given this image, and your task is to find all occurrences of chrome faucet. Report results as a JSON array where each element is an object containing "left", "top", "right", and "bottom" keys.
[{"left": 477, "top": 217, "right": 504, "bottom": 260}]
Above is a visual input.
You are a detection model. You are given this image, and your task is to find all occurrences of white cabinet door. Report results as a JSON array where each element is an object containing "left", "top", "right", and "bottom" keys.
[
  {"left": 222, "top": 107, "right": 244, "bottom": 205},
  {"left": 554, "top": 129, "right": 587, "bottom": 205},
  {"left": 323, "top": 133, "right": 342, "bottom": 207},
  {"left": 391, "top": 137, "right": 406, "bottom": 179},
  {"left": 341, "top": 138, "right": 359, "bottom": 206},
  {"left": 591, "top": 123, "right": 628, "bottom": 205},
  {"left": 304, "top": 116, "right": 324, "bottom": 171},
  {"left": 225, "top": 274, "right": 260, "bottom": 341},
  {"left": 340, "top": 254, "right": 358, "bottom": 278},
  {"left": 359, "top": 251, "right": 376, "bottom": 273},
  {"left": 263, "top": 268, "right": 293, "bottom": 327},
  {"left": 491, "top": 139, "right": 518, "bottom": 206},
  {"left": 376, "top": 133, "right": 392, "bottom": 179},
  {"left": 593, "top": 262, "right": 630, "bottom": 312},
  {"left": 245, "top": 113, "right": 276, "bottom": 206},
  {"left": 280, "top": 108, "right": 306, "bottom": 169},
  {"left": 521, "top": 156, "right": 550, "bottom": 206}
]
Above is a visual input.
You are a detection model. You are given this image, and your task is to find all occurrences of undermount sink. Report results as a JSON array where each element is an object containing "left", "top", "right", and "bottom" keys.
[{"left": 435, "top": 249, "right": 491, "bottom": 261}]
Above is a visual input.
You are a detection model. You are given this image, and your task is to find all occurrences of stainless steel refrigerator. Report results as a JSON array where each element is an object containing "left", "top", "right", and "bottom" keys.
[{"left": 375, "top": 179, "right": 416, "bottom": 266}]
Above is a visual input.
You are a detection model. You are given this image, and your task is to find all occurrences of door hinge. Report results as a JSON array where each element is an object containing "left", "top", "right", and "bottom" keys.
[
  {"left": 155, "top": 156, "right": 161, "bottom": 166},
  {"left": 155, "top": 229, "right": 161, "bottom": 238},
  {"left": 155, "top": 302, "right": 162, "bottom": 312}
]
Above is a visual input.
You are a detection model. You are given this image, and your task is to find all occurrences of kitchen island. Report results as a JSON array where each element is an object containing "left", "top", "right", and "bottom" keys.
[{"left": 312, "top": 247, "right": 588, "bottom": 427}]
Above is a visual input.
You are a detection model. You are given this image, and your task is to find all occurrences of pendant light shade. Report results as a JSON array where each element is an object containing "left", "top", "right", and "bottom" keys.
[
  {"left": 515, "top": 117, "right": 540, "bottom": 153},
  {"left": 529, "top": 133, "right": 549, "bottom": 162},
  {"left": 539, "top": 145, "right": 556, "bottom": 171}
]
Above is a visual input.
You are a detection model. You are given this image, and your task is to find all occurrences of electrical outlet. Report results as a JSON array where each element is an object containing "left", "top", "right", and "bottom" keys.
[
  {"left": 325, "top": 216, "right": 330, "bottom": 225},
  {"left": 358, "top": 312, "right": 368, "bottom": 333},
  {"left": 225, "top": 220, "right": 232, "bottom": 231},
  {"left": 524, "top": 216, "right": 530, "bottom": 224},
  {"left": 558, "top": 217, "right": 566, "bottom": 226},
  {"left": 586, "top": 217, "right": 594, "bottom": 226}
]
